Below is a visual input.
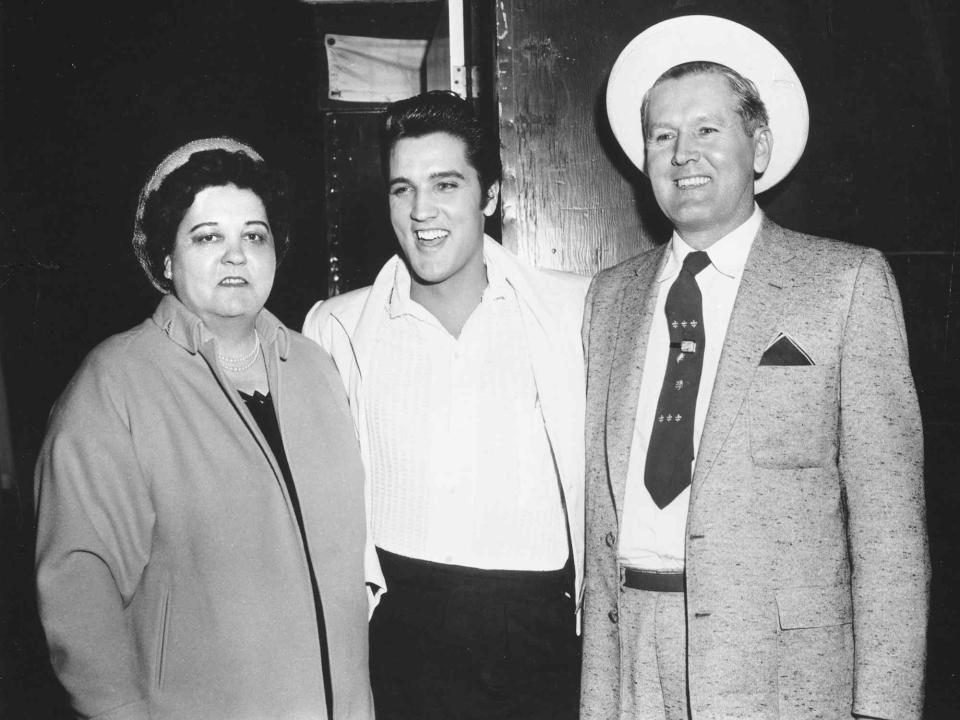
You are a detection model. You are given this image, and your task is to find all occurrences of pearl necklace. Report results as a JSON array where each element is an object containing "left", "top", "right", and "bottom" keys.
[{"left": 217, "top": 333, "right": 261, "bottom": 373}]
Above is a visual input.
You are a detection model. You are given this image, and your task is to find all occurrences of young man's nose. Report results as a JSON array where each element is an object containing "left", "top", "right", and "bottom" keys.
[{"left": 410, "top": 191, "right": 439, "bottom": 221}]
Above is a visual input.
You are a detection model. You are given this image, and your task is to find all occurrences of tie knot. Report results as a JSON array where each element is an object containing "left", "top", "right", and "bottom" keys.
[{"left": 682, "top": 251, "right": 711, "bottom": 276}]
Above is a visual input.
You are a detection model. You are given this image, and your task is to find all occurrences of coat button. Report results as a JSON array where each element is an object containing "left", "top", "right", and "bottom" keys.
[
  {"left": 605, "top": 531, "right": 616, "bottom": 548},
  {"left": 608, "top": 609, "right": 618, "bottom": 623}
]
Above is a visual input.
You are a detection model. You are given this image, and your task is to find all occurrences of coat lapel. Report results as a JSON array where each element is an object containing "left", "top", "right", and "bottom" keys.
[
  {"left": 605, "top": 247, "right": 668, "bottom": 523},
  {"left": 690, "top": 220, "right": 794, "bottom": 498}
]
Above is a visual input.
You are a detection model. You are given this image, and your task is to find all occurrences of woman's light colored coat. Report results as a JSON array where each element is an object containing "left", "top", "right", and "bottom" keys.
[{"left": 35, "top": 295, "right": 373, "bottom": 720}]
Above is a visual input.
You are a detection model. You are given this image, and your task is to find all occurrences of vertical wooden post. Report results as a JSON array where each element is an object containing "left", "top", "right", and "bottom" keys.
[{"left": 495, "top": 0, "right": 660, "bottom": 275}]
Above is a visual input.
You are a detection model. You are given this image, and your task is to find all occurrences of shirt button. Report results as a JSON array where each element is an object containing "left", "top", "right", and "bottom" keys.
[
  {"left": 608, "top": 609, "right": 618, "bottom": 624},
  {"left": 605, "top": 531, "right": 616, "bottom": 548}
]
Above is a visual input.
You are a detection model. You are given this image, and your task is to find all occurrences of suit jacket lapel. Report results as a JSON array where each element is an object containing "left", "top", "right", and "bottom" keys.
[
  {"left": 690, "top": 220, "right": 794, "bottom": 499},
  {"left": 605, "top": 246, "right": 668, "bottom": 524}
]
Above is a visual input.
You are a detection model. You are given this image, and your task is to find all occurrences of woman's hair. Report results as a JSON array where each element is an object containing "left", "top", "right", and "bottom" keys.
[{"left": 139, "top": 148, "right": 291, "bottom": 293}]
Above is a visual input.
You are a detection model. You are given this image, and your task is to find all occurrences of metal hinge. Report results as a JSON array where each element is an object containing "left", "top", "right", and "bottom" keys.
[{"left": 452, "top": 65, "right": 481, "bottom": 99}]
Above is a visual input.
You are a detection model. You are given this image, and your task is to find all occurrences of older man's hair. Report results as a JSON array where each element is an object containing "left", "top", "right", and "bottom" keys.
[{"left": 640, "top": 61, "right": 770, "bottom": 138}]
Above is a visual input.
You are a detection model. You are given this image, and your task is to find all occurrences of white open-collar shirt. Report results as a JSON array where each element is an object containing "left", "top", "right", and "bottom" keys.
[
  {"left": 619, "top": 206, "right": 763, "bottom": 570},
  {"left": 364, "top": 258, "right": 569, "bottom": 571}
]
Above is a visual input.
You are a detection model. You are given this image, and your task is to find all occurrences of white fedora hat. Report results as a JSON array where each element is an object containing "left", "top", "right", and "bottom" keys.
[{"left": 606, "top": 15, "right": 808, "bottom": 193}]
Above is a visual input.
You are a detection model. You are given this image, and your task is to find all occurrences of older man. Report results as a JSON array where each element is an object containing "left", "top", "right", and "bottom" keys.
[
  {"left": 305, "top": 91, "right": 587, "bottom": 720},
  {"left": 581, "top": 15, "right": 929, "bottom": 720}
]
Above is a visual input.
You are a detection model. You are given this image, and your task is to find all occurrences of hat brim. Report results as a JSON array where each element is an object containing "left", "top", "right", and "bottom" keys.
[{"left": 606, "top": 15, "right": 808, "bottom": 194}]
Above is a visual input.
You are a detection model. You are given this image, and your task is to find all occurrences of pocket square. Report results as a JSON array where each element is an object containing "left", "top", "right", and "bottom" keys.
[{"left": 760, "top": 333, "right": 814, "bottom": 366}]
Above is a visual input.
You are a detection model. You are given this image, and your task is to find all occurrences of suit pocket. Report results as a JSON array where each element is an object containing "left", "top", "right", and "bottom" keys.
[
  {"left": 748, "top": 365, "right": 837, "bottom": 468},
  {"left": 775, "top": 585, "right": 851, "bottom": 630},
  {"left": 775, "top": 585, "right": 854, "bottom": 718}
]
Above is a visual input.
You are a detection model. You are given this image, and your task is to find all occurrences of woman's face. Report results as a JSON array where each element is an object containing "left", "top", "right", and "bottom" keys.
[{"left": 164, "top": 184, "right": 276, "bottom": 329}]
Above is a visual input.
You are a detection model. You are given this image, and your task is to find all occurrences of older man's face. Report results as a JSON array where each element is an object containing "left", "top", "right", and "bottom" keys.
[{"left": 643, "top": 72, "right": 771, "bottom": 248}]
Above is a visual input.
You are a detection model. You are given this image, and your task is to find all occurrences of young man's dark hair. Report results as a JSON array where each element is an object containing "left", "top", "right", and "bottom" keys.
[{"left": 381, "top": 91, "right": 502, "bottom": 199}]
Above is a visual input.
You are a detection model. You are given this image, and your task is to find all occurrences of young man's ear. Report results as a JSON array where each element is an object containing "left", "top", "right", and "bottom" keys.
[{"left": 482, "top": 181, "right": 500, "bottom": 217}]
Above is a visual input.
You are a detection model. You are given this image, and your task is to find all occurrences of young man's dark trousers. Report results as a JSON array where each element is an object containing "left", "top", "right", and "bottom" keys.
[{"left": 369, "top": 548, "right": 581, "bottom": 720}]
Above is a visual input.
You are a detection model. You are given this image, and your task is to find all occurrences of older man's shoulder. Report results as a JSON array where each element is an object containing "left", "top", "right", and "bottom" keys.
[
  {"left": 770, "top": 222, "right": 885, "bottom": 270},
  {"left": 592, "top": 245, "right": 665, "bottom": 285}
]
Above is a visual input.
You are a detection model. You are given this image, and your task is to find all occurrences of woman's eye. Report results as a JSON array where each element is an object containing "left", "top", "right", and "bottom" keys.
[
  {"left": 245, "top": 232, "right": 267, "bottom": 243},
  {"left": 193, "top": 233, "right": 219, "bottom": 244}
]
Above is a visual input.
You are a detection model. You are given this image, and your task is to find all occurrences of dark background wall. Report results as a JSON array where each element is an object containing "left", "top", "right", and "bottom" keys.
[{"left": 1, "top": 0, "right": 957, "bottom": 717}]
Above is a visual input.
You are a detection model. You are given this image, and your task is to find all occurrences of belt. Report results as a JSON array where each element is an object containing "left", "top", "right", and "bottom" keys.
[{"left": 621, "top": 567, "right": 685, "bottom": 592}]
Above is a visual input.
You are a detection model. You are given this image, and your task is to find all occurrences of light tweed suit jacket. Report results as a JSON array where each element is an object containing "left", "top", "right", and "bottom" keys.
[{"left": 580, "top": 218, "right": 929, "bottom": 720}]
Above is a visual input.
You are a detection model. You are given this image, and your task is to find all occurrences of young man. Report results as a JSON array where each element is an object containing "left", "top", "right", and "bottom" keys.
[
  {"left": 581, "top": 16, "right": 928, "bottom": 720},
  {"left": 304, "top": 91, "right": 588, "bottom": 720}
]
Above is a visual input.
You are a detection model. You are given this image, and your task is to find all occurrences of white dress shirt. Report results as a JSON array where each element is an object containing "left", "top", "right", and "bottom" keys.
[
  {"left": 619, "top": 207, "right": 763, "bottom": 570},
  {"left": 364, "top": 259, "right": 569, "bottom": 571}
]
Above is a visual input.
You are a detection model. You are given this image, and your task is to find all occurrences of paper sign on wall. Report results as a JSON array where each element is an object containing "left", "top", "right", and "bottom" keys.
[{"left": 326, "top": 34, "right": 429, "bottom": 103}]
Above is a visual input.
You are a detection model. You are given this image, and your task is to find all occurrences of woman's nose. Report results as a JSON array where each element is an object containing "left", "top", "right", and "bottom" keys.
[{"left": 222, "top": 235, "right": 247, "bottom": 263}]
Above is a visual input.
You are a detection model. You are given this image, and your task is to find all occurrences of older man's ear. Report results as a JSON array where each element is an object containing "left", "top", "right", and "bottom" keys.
[{"left": 753, "top": 127, "right": 773, "bottom": 176}]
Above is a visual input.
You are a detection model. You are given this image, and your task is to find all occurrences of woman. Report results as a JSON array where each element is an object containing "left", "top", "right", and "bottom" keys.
[{"left": 34, "top": 138, "right": 373, "bottom": 720}]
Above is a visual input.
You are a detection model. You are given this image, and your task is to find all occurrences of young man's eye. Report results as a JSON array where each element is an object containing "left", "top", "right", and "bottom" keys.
[
  {"left": 390, "top": 185, "right": 411, "bottom": 197},
  {"left": 436, "top": 181, "right": 459, "bottom": 191}
]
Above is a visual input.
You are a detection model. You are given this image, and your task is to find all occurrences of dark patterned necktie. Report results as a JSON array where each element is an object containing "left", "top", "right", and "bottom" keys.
[{"left": 644, "top": 250, "right": 711, "bottom": 509}]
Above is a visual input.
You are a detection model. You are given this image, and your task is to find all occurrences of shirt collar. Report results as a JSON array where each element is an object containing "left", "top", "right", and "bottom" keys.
[
  {"left": 658, "top": 204, "right": 763, "bottom": 283},
  {"left": 388, "top": 260, "right": 415, "bottom": 319},
  {"left": 152, "top": 293, "right": 289, "bottom": 359},
  {"left": 387, "top": 246, "right": 509, "bottom": 319}
]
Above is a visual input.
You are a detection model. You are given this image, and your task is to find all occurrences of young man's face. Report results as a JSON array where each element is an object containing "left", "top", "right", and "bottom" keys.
[
  {"left": 643, "top": 72, "right": 771, "bottom": 247},
  {"left": 387, "top": 131, "right": 498, "bottom": 289}
]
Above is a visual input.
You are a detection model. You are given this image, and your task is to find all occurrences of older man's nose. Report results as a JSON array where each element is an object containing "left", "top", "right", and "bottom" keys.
[{"left": 672, "top": 132, "right": 701, "bottom": 165}]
